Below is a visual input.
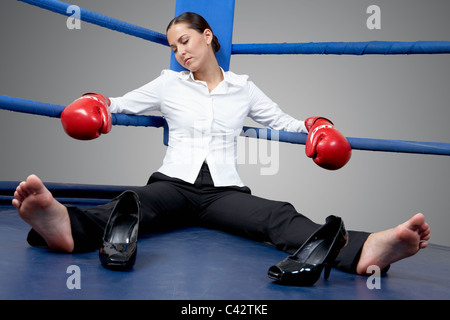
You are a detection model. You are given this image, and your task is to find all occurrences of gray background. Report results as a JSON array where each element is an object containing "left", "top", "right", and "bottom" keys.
[{"left": 1, "top": 0, "right": 449, "bottom": 246}]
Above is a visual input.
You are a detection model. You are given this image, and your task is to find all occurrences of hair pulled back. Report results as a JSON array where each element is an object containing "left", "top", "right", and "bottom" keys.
[{"left": 166, "top": 12, "right": 221, "bottom": 53}]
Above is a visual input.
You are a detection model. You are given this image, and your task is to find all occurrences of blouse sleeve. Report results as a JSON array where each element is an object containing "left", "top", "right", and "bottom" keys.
[
  {"left": 247, "top": 81, "right": 307, "bottom": 133},
  {"left": 108, "top": 71, "right": 167, "bottom": 115}
]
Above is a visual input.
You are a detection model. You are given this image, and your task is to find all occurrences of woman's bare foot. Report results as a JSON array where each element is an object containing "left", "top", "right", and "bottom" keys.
[
  {"left": 356, "top": 213, "right": 430, "bottom": 275},
  {"left": 12, "top": 174, "right": 74, "bottom": 252}
]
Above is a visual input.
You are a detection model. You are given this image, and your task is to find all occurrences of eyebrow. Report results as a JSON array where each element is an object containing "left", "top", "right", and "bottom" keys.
[{"left": 169, "top": 34, "right": 189, "bottom": 48}]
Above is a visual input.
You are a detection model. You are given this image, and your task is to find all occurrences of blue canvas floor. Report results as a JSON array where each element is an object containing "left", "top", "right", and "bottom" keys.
[{"left": 1, "top": 203, "right": 449, "bottom": 300}]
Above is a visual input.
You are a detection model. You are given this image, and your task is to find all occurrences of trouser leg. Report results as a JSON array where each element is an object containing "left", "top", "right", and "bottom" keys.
[
  {"left": 334, "top": 231, "right": 370, "bottom": 273},
  {"left": 198, "top": 190, "right": 320, "bottom": 253},
  {"left": 27, "top": 172, "right": 199, "bottom": 253},
  {"left": 198, "top": 188, "right": 370, "bottom": 274}
]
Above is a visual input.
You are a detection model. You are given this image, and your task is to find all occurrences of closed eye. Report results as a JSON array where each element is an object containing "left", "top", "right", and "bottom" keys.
[{"left": 169, "top": 35, "right": 189, "bottom": 53}]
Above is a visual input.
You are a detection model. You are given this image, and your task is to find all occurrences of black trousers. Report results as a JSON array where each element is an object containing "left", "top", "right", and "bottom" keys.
[{"left": 28, "top": 163, "right": 370, "bottom": 274}]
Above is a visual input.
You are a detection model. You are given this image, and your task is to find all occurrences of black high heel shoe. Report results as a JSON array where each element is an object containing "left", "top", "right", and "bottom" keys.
[
  {"left": 99, "top": 190, "right": 140, "bottom": 270},
  {"left": 268, "top": 215, "right": 348, "bottom": 286}
]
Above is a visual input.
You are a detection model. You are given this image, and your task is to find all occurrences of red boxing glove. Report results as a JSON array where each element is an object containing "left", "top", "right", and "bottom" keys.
[
  {"left": 61, "top": 93, "right": 112, "bottom": 140},
  {"left": 305, "top": 116, "right": 352, "bottom": 170}
]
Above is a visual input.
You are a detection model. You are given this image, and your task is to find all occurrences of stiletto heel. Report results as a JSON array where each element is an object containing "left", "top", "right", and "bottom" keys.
[
  {"left": 324, "top": 264, "right": 332, "bottom": 280},
  {"left": 99, "top": 190, "right": 140, "bottom": 270},
  {"left": 268, "top": 215, "right": 348, "bottom": 286}
]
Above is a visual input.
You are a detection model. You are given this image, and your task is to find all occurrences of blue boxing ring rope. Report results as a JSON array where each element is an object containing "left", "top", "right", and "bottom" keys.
[
  {"left": 1, "top": 95, "right": 449, "bottom": 156},
  {"left": 1, "top": 0, "right": 450, "bottom": 157},
  {"left": 231, "top": 41, "right": 450, "bottom": 56}
]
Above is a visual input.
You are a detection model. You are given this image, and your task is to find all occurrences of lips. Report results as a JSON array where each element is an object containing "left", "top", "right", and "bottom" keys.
[{"left": 184, "top": 58, "right": 192, "bottom": 65}]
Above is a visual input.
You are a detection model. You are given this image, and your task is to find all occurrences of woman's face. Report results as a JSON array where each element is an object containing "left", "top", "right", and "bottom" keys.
[{"left": 167, "top": 22, "right": 213, "bottom": 72}]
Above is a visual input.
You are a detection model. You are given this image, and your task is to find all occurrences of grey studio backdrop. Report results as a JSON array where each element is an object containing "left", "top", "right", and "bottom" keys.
[{"left": 1, "top": 0, "right": 449, "bottom": 246}]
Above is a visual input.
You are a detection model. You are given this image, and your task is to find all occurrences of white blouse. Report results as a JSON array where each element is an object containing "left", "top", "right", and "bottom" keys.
[{"left": 109, "top": 69, "right": 307, "bottom": 187}]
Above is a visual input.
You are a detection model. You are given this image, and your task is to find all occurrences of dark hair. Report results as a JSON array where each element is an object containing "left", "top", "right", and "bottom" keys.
[{"left": 166, "top": 12, "right": 221, "bottom": 53}]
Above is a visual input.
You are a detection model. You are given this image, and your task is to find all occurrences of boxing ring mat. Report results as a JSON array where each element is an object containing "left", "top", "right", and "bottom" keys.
[
  {"left": 1, "top": 183, "right": 449, "bottom": 300},
  {"left": 1, "top": 0, "right": 450, "bottom": 301}
]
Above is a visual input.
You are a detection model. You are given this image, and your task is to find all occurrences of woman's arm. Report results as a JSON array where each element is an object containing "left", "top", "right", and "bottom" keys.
[
  {"left": 247, "top": 81, "right": 351, "bottom": 170},
  {"left": 109, "top": 71, "right": 167, "bottom": 115},
  {"left": 246, "top": 81, "right": 307, "bottom": 133}
]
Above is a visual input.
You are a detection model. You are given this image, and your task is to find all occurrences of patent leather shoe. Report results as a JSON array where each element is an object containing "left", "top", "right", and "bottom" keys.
[
  {"left": 268, "top": 215, "right": 348, "bottom": 286},
  {"left": 99, "top": 190, "right": 140, "bottom": 270}
]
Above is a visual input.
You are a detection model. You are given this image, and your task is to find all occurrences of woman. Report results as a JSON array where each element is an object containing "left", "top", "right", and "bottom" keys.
[{"left": 12, "top": 12, "right": 430, "bottom": 281}]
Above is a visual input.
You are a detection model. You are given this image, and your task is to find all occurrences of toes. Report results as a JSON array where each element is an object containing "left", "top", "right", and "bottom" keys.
[
  {"left": 421, "top": 233, "right": 431, "bottom": 241},
  {"left": 14, "top": 190, "right": 23, "bottom": 202},
  {"left": 25, "top": 174, "right": 45, "bottom": 194},
  {"left": 409, "top": 213, "right": 426, "bottom": 229},
  {"left": 13, "top": 175, "right": 45, "bottom": 202},
  {"left": 421, "top": 226, "right": 430, "bottom": 237},
  {"left": 417, "top": 222, "right": 430, "bottom": 241},
  {"left": 421, "top": 222, "right": 430, "bottom": 233},
  {"left": 419, "top": 241, "right": 429, "bottom": 249},
  {"left": 15, "top": 187, "right": 27, "bottom": 201},
  {"left": 12, "top": 198, "right": 21, "bottom": 209},
  {"left": 407, "top": 213, "right": 430, "bottom": 236}
]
